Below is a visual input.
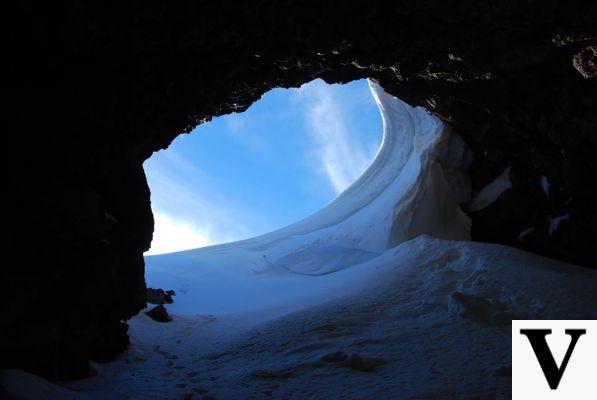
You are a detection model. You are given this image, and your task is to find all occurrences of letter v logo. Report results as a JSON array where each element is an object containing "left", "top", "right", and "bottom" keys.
[{"left": 520, "top": 329, "right": 586, "bottom": 389}]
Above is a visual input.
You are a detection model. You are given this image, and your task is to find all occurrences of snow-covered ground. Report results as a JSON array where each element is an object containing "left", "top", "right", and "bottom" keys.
[
  {"left": 3, "top": 238, "right": 595, "bottom": 400},
  {"left": 2, "top": 82, "right": 595, "bottom": 399}
]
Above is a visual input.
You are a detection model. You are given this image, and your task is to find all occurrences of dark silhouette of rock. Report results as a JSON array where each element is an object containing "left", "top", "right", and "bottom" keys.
[
  {"left": 4, "top": 1, "right": 596, "bottom": 380},
  {"left": 145, "top": 304, "right": 172, "bottom": 323},
  {"left": 147, "top": 288, "right": 176, "bottom": 304},
  {"left": 450, "top": 292, "right": 495, "bottom": 323},
  {"left": 450, "top": 291, "right": 516, "bottom": 326}
]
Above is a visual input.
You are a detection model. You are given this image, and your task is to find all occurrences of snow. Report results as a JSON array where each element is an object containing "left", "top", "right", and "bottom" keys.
[
  {"left": 517, "top": 226, "right": 535, "bottom": 241},
  {"left": 3, "top": 81, "right": 595, "bottom": 399},
  {"left": 469, "top": 166, "right": 511, "bottom": 212},
  {"left": 11, "top": 237, "right": 593, "bottom": 400},
  {"left": 548, "top": 214, "right": 570, "bottom": 236},
  {"left": 0, "top": 370, "right": 96, "bottom": 400},
  {"left": 540, "top": 175, "right": 550, "bottom": 197}
]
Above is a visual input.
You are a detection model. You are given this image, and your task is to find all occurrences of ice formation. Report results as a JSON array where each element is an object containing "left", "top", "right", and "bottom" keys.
[
  {"left": 469, "top": 166, "right": 512, "bottom": 212},
  {"left": 238, "top": 80, "right": 473, "bottom": 256}
]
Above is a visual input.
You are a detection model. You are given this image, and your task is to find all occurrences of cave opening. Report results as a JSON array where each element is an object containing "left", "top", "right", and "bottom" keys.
[
  {"left": 137, "top": 75, "right": 470, "bottom": 340},
  {"left": 140, "top": 77, "right": 386, "bottom": 322},
  {"left": 143, "top": 78, "right": 383, "bottom": 255}
]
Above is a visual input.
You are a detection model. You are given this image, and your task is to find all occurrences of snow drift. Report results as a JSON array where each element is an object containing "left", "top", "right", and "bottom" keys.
[{"left": 21, "top": 236, "right": 595, "bottom": 400}]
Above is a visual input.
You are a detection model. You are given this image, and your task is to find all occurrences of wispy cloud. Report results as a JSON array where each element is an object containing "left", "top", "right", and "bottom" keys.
[
  {"left": 143, "top": 150, "right": 258, "bottom": 254},
  {"left": 146, "top": 211, "right": 214, "bottom": 255},
  {"left": 222, "top": 113, "right": 268, "bottom": 152},
  {"left": 297, "top": 80, "right": 376, "bottom": 194}
]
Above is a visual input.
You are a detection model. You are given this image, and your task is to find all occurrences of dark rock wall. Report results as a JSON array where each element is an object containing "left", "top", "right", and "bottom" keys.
[{"left": 5, "top": 1, "right": 596, "bottom": 380}]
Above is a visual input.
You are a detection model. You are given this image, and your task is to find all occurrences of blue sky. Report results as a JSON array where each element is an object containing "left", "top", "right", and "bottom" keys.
[{"left": 144, "top": 78, "right": 382, "bottom": 254}]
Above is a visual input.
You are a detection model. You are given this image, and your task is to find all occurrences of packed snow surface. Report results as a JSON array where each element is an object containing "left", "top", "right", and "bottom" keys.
[
  {"left": 5, "top": 237, "right": 595, "bottom": 400},
  {"left": 3, "top": 81, "right": 595, "bottom": 399}
]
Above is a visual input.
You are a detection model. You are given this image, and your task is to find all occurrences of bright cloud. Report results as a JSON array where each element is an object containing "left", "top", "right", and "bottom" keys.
[
  {"left": 144, "top": 149, "right": 258, "bottom": 255},
  {"left": 146, "top": 211, "right": 214, "bottom": 255},
  {"left": 297, "top": 80, "right": 376, "bottom": 194}
]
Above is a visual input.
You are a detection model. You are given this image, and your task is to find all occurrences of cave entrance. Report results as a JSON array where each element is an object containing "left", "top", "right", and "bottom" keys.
[
  {"left": 143, "top": 78, "right": 382, "bottom": 255},
  {"left": 139, "top": 77, "right": 385, "bottom": 333},
  {"left": 139, "top": 76, "right": 474, "bottom": 323}
]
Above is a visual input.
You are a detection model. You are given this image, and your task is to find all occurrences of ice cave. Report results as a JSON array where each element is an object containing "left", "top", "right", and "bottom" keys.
[{"left": 3, "top": 2, "right": 597, "bottom": 399}]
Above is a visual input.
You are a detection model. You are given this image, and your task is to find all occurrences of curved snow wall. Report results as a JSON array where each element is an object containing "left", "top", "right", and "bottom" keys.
[{"left": 195, "top": 81, "right": 473, "bottom": 276}]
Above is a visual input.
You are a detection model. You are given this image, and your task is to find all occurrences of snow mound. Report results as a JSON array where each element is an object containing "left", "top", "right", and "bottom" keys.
[{"left": 61, "top": 237, "right": 596, "bottom": 400}]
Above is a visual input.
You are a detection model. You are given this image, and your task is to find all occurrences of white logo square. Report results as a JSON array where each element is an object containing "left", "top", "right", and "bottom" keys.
[{"left": 512, "top": 320, "right": 597, "bottom": 399}]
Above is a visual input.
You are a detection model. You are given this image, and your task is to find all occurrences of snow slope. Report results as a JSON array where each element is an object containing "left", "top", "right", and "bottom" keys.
[
  {"left": 3, "top": 81, "right": 595, "bottom": 399},
  {"left": 7, "top": 237, "right": 593, "bottom": 400}
]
